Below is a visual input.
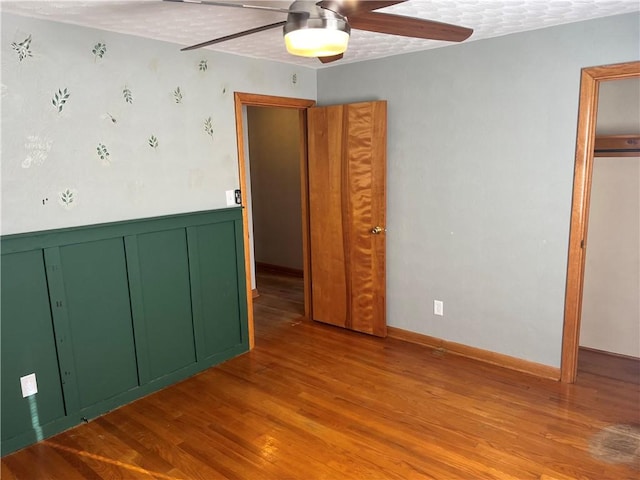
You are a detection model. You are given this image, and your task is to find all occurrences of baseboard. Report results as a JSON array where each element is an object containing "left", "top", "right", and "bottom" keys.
[
  {"left": 579, "top": 345, "right": 640, "bottom": 361},
  {"left": 252, "top": 288, "right": 259, "bottom": 298},
  {"left": 256, "top": 262, "right": 303, "bottom": 278},
  {"left": 387, "top": 327, "right": 560, "bottom": 381}
]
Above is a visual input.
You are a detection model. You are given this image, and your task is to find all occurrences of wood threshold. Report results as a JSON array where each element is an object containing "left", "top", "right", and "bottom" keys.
[{"left": 388, "top": 327, "right": 560, "bottom": 380}]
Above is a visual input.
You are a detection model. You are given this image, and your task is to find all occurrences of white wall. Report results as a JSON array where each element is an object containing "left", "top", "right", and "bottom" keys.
[
  {"left": 317, "top": 13, "right": 640, "bottom": 367},
  {"left": 580, "top": 157, "right": 640, "bottom": 357},
  {"left": 247, "top": 107, "right": 303, "bottom": 271},
  {"left": 1, "top": 13, "right": 316, "bottom": 235}
]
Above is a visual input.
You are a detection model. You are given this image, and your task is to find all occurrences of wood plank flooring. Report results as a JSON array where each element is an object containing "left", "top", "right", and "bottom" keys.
[{"left": 2, "top": 271, "right": 639, "bottom": 479}]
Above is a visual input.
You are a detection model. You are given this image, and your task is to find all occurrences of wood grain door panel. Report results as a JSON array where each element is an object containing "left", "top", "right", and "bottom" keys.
[{"left": 307, "top": 101, "right": 387, "bottom": 337}]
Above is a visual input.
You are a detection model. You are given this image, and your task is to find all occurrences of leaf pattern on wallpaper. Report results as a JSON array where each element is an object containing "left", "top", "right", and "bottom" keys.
[
  {"left": 11, "top": 34, "right": 33, "bottom": 62},
  {"left": 148, "top": 135, "right": 159, "bottom": 150},
  {"left": 173, "top": 87, "right": 183, "bottom": 104},
  {"left": 123, "top": 86, "right": 133, "bottom": 104},
  {"left": 52, "top": 88, "right": 70, "bottom": 113},
  {"left": 97, "top": 143, "right": 110, "bottom": 164},
  {"left": 59, "top": 188, "right": 78, "bottom": 209},
  {"left": 22, "top": 135, "right": 53, "bottom": 168},
  {"left": 199, "top": 60, "right": 208, "bottom": 72},
  {"left": 204, "top": 117, "right": 214, "bottom": 138},
  {"left": 92, "top": 42, "right": 107, "bottom": 60}
]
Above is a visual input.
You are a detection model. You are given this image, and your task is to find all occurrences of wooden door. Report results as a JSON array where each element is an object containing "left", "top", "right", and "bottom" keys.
[{"left": 307, "top": 101, "right": 387, "bottom": 337}]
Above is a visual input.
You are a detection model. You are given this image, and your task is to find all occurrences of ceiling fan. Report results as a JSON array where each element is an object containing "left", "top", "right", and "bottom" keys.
[{"left": 166, "top": 0, "right": 473, "bottom": 63}]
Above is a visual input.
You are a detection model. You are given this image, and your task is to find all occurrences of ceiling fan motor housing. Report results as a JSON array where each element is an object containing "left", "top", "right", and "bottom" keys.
[{"left": 283, "top": 0, "right": 351, "bottom": 57}]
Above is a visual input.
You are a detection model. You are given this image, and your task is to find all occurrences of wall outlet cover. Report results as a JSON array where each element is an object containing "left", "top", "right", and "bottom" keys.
[{"left": 434, "top": 300, "right": 444, "bottom": 316}]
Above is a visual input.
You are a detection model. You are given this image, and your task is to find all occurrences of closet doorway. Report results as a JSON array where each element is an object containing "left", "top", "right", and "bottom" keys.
[{"left": 561, "top": 61, "right": 640, "bottom": 383}]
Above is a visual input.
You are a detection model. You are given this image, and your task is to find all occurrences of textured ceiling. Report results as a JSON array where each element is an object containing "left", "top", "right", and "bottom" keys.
[{"left": 2, "top": 0, "right": 639, "bottom": 68}]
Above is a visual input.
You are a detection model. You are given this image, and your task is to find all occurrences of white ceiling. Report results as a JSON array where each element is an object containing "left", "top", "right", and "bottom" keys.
[{"left": 2, "top": 0, "right": 639, "bottom": 68}]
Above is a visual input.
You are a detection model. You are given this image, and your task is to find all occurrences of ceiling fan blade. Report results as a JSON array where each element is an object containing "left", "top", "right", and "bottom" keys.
[
  {"left": 349, "top": 12, "right": 473, "bottom": 42},
  {"left": 165, "top": 0, "right": 294, "bottom": 15},
  {"left": 316, "top": 0, "right": 406, "bottom": 17},
  {"left": 318, "top": 53, "right": 344, "bottom": 63},
  {"left": 180, "top": 21, "right": 287, "bottom": 51}
]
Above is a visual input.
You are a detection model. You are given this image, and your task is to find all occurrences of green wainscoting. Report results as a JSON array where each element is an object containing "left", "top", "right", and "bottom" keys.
[
  {"left": 133, "top": 229, "right": 196, "bottom": 380},
  {"left": 0, "top": 208, "right": 248, "bottom": 455},
  {"left": 189, "top": 222, "right": 245, "bottom": 360},
  {"left": 1, "top": 251, "right": 67, "bottom": 443},
  {"left": 57, "top": 238, "right": 140, "bottom": 410}
]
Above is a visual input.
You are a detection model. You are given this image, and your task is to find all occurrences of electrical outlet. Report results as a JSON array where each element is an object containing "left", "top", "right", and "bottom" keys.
[
  {"left": 434, "top": 300, "right": 444, "bottom": 316},
  {"left": 20, "top": 373, "right": 38, "bottom": 398}
]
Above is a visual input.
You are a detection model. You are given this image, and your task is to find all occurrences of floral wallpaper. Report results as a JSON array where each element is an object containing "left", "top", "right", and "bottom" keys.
[{"left": 1, "top": 13, "right": 315, "bottom": 235}]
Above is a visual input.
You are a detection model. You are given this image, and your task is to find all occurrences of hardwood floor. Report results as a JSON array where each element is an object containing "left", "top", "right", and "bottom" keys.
[{"left": 2, "top": 271, "right": 639, "bottom": 479}]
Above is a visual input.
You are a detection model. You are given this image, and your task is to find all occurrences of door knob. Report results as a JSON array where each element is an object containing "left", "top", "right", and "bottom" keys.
[{"left": 371, "top": 226, "right": 386, "bottom": 235}]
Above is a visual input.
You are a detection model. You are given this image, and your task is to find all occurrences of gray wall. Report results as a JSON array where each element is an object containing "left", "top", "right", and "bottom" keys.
[{"left": 317, "top": 13, "right": 640, "bottom": 367}]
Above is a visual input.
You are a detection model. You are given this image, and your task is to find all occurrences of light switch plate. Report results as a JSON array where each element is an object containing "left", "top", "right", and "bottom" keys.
[
  {"left": 225, "top": 190, "right": 235, "bottom": 207},
  {"left": 20, "top": 373, "right": 38, "bottom": 397}
]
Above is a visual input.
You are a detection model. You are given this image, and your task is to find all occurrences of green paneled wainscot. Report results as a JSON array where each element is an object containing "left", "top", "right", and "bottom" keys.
[{"left": 1, "top": 208, "right": 249, "bottom": 455}]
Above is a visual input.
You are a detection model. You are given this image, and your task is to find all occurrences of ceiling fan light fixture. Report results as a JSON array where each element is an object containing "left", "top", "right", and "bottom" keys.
[
  {"left": 284, "top": 28, "right": 349, "bottom": 57},
  {"left": 283, "top": 8, "right": 350, "bottom": 58}
]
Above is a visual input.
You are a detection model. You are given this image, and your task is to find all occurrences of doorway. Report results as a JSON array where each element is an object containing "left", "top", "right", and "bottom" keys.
[
  {"left": 577, "top": 78, "right": 640, "bottom": 383},
  {"left": 233, "top": 93, "right": 315, "bottom": 348},
  {"left": 246, "top": 106, "right": 305, "bottom": 322},
  {"left": 234, "top": 94, "right": 389, "bottom": 345},
  {"left": 560, "top": 61, "right": 640, "bottom": 383},
  {"left": 246, "top": 106, "right": 304, "bottom": 285}
]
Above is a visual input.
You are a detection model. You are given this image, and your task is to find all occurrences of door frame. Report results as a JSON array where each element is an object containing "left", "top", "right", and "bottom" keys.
[
  {"left": 560, "top": 61, "right": 640, "bottom": 383},
  {"left": 233, "top": 92, "right": 316, "bottom": 348}
]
